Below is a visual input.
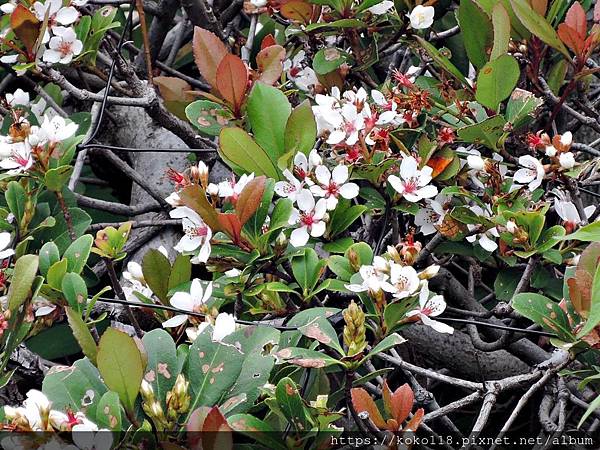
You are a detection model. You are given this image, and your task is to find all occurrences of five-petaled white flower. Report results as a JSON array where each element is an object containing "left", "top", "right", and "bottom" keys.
[
  {"left": 310, "top": 164, "right": 359, "bottom": 210},
  {"left": 466, "top": 206, "right": 499, "bottom": 252},
  {"left": 388, "top": 156, "right": 437, "bottom": 202},
  {"left": 33, "top": 0, "right": 79, "bottom": 31},
  {"left": 406, "top": 281, "right": 454, "bottom": 334},
  {"left": 5, "top": 89, "right": 29, "bottom": 107},
  {"left": 554, "top": 198, "right": 595, "bottom": 227},
  {"left": 409, "top": 5, "right": 435, "bottom": 29},
  {"left": 0, "top": 142, "right": 34, "bottom": 174},
  {"left": 217, "top": 173, "right": 254, "bottom": 203},
  {"left": 170, "top": 206, "right": 212, "bottom": 262},
  {"left": 514, "top": 155, "right": 545, "bottom": 191},
  {"left": 382, "top": 263, "right": 420, "bottom": 299},
  {"left": 162, "top": 279, "right": 213, "bottom": 328},
  {"left": 288, "top": 190, "right": 327, "bottom": 247},
  {"left": 191, "top": 312, "right": 237, "bottom": 343},
  {"left": 39, "top": 114, "right": 79, "bottom": 144},
  {"left": 43, "top": 26, "right": 83, "bottom": 64},
  {"left": 274, "top": 169, "right": 307, "bottom": 203},
  {"left": 345, "top": 256, "right": 390, "bottom": 294},
  {"left": 414, "top": 193, "right": 449, "bottom": 235}
]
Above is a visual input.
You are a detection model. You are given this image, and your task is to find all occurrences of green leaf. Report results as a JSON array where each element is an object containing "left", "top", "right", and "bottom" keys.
[
  {"left": 66, "top": 307, "right": 97, "bottom": 365},
  {"left": 345, "top": 242, "right": 374, "bottom": 268},
  {"left": 38, "top": 207, "right": 92, "bottom": 253},
  {"left": 7, "top": 255, "right": 38, "bottom": 311},
  {"left": 275, "top": 377, "right": 313, "bottom": 431},
  {"left": 142, "top": 329, "right": 179, "bottom": 409},
  {"left": 5, "top": 181, "right": 25, "bottom": 224},
  {"left": 63, "top": 234, "right": 93, "bottom": 274},
  {"left": 415, "top": 36, "right": 470, "bottom": 87},
  {"left": 328, "top": 255, "right": 353, "bottom": 280},
  {"left": 457, "top": 115, "right": 507, "bottom": 150},
  {"left": 246, "top": 82, "right": 291, "bottom": 163},
  {"left": 560, "top": 221, "right": 600, "bottom": 242},
  {"left": 47, "top": 258, "right": 68, "bottom": 291},
  {"left": 186, "top": 327, "right": 245, "bottom": 417},
  {"left": 97, "top": 328, "right": 145, "bottom": 413},
  {"left": 494, "top": 268, "right": 521, "bottom": 301},
  {"left": 475, "top": 55, "right": 519, "bottom": 110},
  {"left": 578, "top": 393, "right": 600, "bottom": 428},
  {"left": 512, "top": 293, "right": 574, "bottom": 340},
  {"left": 328, "top": 204, "right": 368, "bottom": 238},
  {"left": 275, "top": 347, "right": 344, "bottom": 368},
  {"left": 142, "top": 249, "right": 171, "bottom": 303},
  {"left": 44, "top": 166, "right": 74, "bottom": 191},
  {"left": 219, "top": 127, "right": 280, "bottom": 180},
  {"left": 292, "top": 248, "right": 326, "bottom": 295},
  {"left": 43, "top": 358, "right": 107, "bottom": 420},
  {"left": 458, "top": 0, "right": 493, "bottom": 69},
  {"left": 509, "top": 0, "right": 570, "bottom": 58},
  {"left": 284, "top": 100, "right": 317, "bottom": 156},
  {"left": 313, "top": 47, "right": 348, "bottom": 74},
  {"left": 62, "top": 272, "right": 88, "bottom": 313},
  {"left": 305, "top": 18, "right": 366, "bottom": 31},
  {"left": 362, "top": 333, "right": 407, "bottom": 363},
  {"left": 490, "top": 2, "right": 511, "bottom": 60},
  {"left": 96, "top": 391, "right": 122, "bottom": 430},
  {"left": 297, "top": 315, "right": 345, "bottom": 355},
  {"left": 39, "top": 242, "right": 60, "bottom": 277},
  {"left": 228, "top": 414, "right": 287, "bottom": 450},
  {"left": 168, "top": 254, "right": 191, "bottom": 290},
  {"left": 323, "top": 237, "right": 354, "bottom": 253},
  {"left": 505, "top": 88, "right": 543, "bottom": 129},
  {"left": 185, "top": 100, "right": 233, "bottom": 136}
]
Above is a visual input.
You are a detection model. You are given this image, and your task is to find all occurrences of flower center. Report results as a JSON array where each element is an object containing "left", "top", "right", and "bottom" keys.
[
  {"left": 300, "top": 212, "right": 315, "bottom": 227},
  {"left": 58, "top": 41, "right": 73, "bottom": 57},
  {"left": 403, "top": 178, "right": 419, "bottom": 194},
  {"left": 326, "top": 182, "right": 339, "bottom": 197},
  {"left": 185, "top": 224, "right": 208, "bottom": 238}
]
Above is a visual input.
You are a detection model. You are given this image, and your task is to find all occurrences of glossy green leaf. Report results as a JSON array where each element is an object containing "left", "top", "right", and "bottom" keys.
[
  {"left": 185, "top": 100, "right": 233, "bottom": 136},
  {"left": 39, "top": 242, "right": 60, "bottom": 277},
  {"left": 66, "top": 306, "right": 97, "bottom": 365},
  {"left": 142, "top": 249, "right": 171, "bottom": 303},
  {"left": 284, "top": 100, "right": 317, "bottom": 156},
  {"left": 219, "top": 127, "right": 280, "bottom": 180},
  {"left": 62, "top": 272, "right": 88, "bottom": 312},
  {"left": 142, "top": 329, "right": 179, "bottom": 408},
  {"left": 491, "top": 2, "right": 511, "bottom": 60},
  {"left": 63, "top": 234, "right": 93, "bottom": 274},
  {"left": 475, "top": 54, "right": 519, "bottom": 110},
  {"left": 44, "top": 166, "right": 74, "bottom": 192},
  {"left": 7, "top": 254, "right": 38, "bottom": 311},
  {"left": 96, "top": 391, "right": 122, "bottom": 430},
  {"left": 512, "top": 293, "right": 574, "bottom": 340},
  {"left": 458, "top": 0, "right": 493, "bottom": 69}
]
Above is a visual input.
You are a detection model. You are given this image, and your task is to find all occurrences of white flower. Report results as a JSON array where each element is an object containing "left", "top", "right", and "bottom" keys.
[
  {"left": 0, "top": 142, "right": 34, "bottom": 173},
  {"left": 327, "top": 103, "right": 365, "bottom": 146},
  {"left": 406, "top": 281, "right": 453, "bottom": 334},
  {"left": 217, "top": 173, "right": 254, "bottom": 202},
  {"left": 506, "top": 220, "right": 518, "bottom": 233},
  {"left": 559, "top": 152, "right": 575, "bottom": 169},
  {"left": 414, "top": 193, "right": 448, "bottom": 235},
  {"left": 212, "top": 312, "right": 236, "bottom": 342},
  {"left": 274, "top": 169, "right": 306, "bottom": 202},
  {"left": 554, "top": 198, "right": 595, "bottom": 226},
  {"left": 514, "top": 155, "right": 544, "bottom": 191},
  {"left": 123, "top": 261, "right": 144, "bottom": 283},
  {"left": 409, "top": 5, "right": 435, "bottom": 29},
  {"left": 165, "top": 191, "right": 181, "bottom": 207},
  {"left": 560, "top": 131, "right": 573, "bottom": 146},
  {"left": 381, "top": 263, "right": 420, "bottom": 299},
  {"left": 310, "top": 164, "right": 359, "bottom": 210},
  {"left": 162, "top": 279, "right": 212, "bottom": 328},
  {"left": 0, "top": 232, "right": 14, "bottom": 260},
  {"left": 251, "top": 0, "right": 267, "bottom": 6},
  {"left": 288, "top": 190, "right": 327, "bottom": 247},
  {"left": 0, "top": 1, "right": 16, "bottom": 14},
  {"left": 313, "top": 88, "right": 343, "bottom": 135},
  {"left": 345, "top": 257, "right": 390, "bottom": 294},
  {"left": 467, "top": 154, "right": 485, "bottom": 171},
  {"left": 34, "top": 297, "right": 57, "bottom": 317},
  {"left": 0, "top": 54, "right": 19, "bottom": 64},
  {"left": 42, "top": 26, "right": 83, "bottom": 65},
  {"left": 388, "top": 156, "right": 437, "bottom": 202},
  {"left": 466, "top": 205, "right": 499, "bottom": 252},
  {"left": 284, "top": 51, "right": 319, "bottom": 92},
  {"left": 23, "top": 390, "right": 51, "bottom": 429},
  {"left": 31, "top": 97, "right": 48, "bottom": 121},
  {"left": 368, "top": 0, "right": 395, "bottom": 15},
  {"left": 33, "top": 0, "right": 79, "bottom": 29},
  {"left": 5, "top": 89, "right": 29, "bottom": 107},
  {"left": 170, "top": 206, "right": 212, "bottom": 262},
  {"left": 40, "top": 114, "right": 78, "bottom": 143},
  {"left": 545, "top": 145, "right": 557, "bottom": 157}
]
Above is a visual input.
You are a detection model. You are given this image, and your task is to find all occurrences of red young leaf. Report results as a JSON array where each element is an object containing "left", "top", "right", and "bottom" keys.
[
  {"left": 427, "top": 155, "right": 453, "bottom": 178},
  {"left": 186, "top": 406, "right": 211, "bottom": 449},
  {"left": 565, "top": 1, "right": 587, "bottom": 38},
  {"left": 257, "top": 45, "right": 286, "bottom": 85},
  {"left": 217, "top": 212, "right": 243, "bottom": 244},
  {"left": 261, "top": 34, "right": 277, "bottom": 50},
  {"left": 404, "top": 407, "right": 424, "bottom": 432},
  {"left": 558, "top": 23, "right": 585, "bottom": 55},
  {"left": 10, "top": 5, "right": 41, "bottom": 57},
  {"left": 530, "top": 0, "right": 548, "bottom": 16},
  {"left": 382, "top": 380, "right": 393, "bottom": 417},
  {"left": 202, "top": 406, "right": 233, "bottom": 450},
  {"left": 235, "top": 175, "right": 267, "bottom": 226},
  {"left": 192, "top": 27, "right": 228, "bottom": 89},
  {"left": 179, "top": 184, "right": 222, "bottom": 233},
  {"left": 216, "top": 54, "right": 249, "bottom": 115},
  {"left": 350, "top": 388, "right": 387, "bottom": 429},
  {"left": 390, "top": 383, "right": 414, "bottom": 425}
]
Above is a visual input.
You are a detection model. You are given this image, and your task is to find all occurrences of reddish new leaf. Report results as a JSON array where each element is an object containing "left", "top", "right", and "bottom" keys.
[
  {"left": 257, "top": 45, "right": 286, "bottom": 86},
  {"left": 217, "top": 212, "right": 243, "bottom": 244},
  {"left": 281, "top": 1, "right": 313, "bottom": 23},
  {"left": 558, "top": 23, "right": 585, "bottom": 55},
  {"left": 216, "top": 54, "right": 249, "bottom": 115},
  {"left": 427, "top": 155, "right": 453, "bottom": 178},
  {"left": 390, "top": 383, "right": 414, "bottom": 425},
  {"left": 404, "top": 407, "right": 424, "bottom": 432},
  {"left": 565, "top": 1, "right": 587, "bottom": 38},
  {"left": 10, "top": 5, "right": 41, "bottom": 57},
  {"left": 180, "top": 185, "right": 222, "bottom": 233},
  {"left": 530, "top": 0, "right": 547, "bottom": 16},
  {"left": 192, "top": 27, "right": 228, "bottom": 89},
  {"left": 350, "top": 388, "right": 387, "bottom": 429},
  {"left": 202, "top": 406, "right": 233, "bottom": 450},
  {"left": 235, "top": 176, "right": 266, "bottom": 226},
  {"left": 261, "top": 34, "right": 277, "bottom": 50}
]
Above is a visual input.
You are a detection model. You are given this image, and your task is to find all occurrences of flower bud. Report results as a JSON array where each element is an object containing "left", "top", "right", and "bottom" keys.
[
  {"left": 559, "top": 152, "right": 575, "bottom": 169},
  {"left": 343, "top": 300, "right": 366, "bottom": 357},
  {"left": 207, "top": 183, "right": 219, "bottom": 196},
  {"left": 140, "top": 379, "right": 155, "bottom": 402},
  {"left": 418, "top": 264, "right": 440, "bottom": 280}
]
